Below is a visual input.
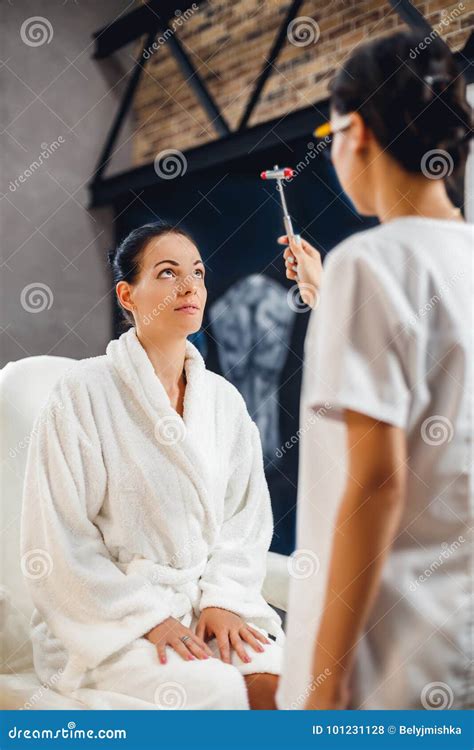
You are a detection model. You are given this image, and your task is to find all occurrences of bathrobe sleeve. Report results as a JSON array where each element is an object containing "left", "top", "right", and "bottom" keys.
[
  {"left": 198, "top": 406, "right": 281, "bottom": 634},
  {"left": 20, "top": 372, "right": 173, "bottom": 672}
]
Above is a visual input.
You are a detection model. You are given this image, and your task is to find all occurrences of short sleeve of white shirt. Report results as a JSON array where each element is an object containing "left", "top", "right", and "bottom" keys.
[{"left": 303, "top": 238, "right": 415, "bottom": 429}]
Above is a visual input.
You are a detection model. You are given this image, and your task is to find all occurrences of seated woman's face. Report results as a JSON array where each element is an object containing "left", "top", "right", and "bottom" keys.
[{"left": 130, "top": 232, "right": 207, "bottom": 336}]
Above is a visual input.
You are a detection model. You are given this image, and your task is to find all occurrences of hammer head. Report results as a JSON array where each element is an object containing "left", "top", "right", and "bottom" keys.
[{"left": 260, "top": 167, "right": 295, "bottom": 180}]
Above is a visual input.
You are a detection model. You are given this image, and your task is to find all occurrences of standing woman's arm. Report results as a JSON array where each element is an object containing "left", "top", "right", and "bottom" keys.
[{"left": 306, "top": 410, "right": 407, "bottom": 709}]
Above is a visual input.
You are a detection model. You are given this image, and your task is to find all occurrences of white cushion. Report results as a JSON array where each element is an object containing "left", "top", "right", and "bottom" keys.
[{"left": 0, "top": 355, "right": 78, "bottom": 673}]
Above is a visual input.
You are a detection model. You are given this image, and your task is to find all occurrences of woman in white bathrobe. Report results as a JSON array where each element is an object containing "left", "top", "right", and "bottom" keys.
[{"left": 20, "top": 222, "right": 284, "bottom": 710}]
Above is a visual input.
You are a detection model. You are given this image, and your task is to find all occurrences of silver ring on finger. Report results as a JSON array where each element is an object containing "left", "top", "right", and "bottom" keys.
[{"left": 180, "top": 635, "right": 191, "bottom": 644}]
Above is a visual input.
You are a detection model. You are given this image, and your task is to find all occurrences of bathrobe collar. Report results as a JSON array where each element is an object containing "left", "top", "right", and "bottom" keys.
[
  {"left": 105, "top": 327, "right": 218, "bottom": 539},
  {"left": 106, "top": 326, "right": 206, "bottom": 429}
]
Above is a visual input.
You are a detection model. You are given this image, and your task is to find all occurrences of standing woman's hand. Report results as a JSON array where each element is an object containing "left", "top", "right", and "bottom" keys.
[{"left": 278, "top": 235, "right": 323, "bottom": 308}]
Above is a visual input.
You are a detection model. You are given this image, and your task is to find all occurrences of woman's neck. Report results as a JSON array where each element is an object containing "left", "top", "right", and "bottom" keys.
[
  {"left": 135, "top": 329, "right": 187, "bottom": 403},
  {"left": 374, "top": 163, "right": 464, "bottom": 223}
]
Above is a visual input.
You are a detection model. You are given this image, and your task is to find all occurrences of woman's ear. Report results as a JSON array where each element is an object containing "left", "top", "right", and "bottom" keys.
[
  {"left": 116, "top": 281, "right": 134, "bottom": 316},
  {"left": 349, "top": 111, "right": 372, "bottom": 156}
]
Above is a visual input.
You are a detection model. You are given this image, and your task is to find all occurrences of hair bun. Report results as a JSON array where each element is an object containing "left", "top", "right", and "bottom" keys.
[
  {"left": 418, "top": 67, "right": 471, "bottom": 156},
  {"left": 329, "top": 31, "right": 472, "bottom": 180},
  {"left": 421, "top": 69, "right": 455, "bottom": 105}
]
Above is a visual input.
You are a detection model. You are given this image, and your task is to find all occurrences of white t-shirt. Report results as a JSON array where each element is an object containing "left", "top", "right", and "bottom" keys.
[{"left": 277, "top": 217, "right": 473, "bottom": 710}]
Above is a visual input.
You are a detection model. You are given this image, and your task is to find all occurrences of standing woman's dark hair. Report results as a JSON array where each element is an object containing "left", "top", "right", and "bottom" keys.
[
  {"left": 107, "top": 221, "right": 195, "bottom": 328},
  {"left": 328, "top": 30, "right": 472, "bottom": 202}
]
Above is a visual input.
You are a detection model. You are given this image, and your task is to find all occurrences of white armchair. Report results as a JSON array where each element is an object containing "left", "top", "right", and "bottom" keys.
[{"left": 0, "top": 354, "right": 289, "bottom": 709}]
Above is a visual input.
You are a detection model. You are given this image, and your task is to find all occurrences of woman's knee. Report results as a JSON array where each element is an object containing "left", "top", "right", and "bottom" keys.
[
  {"left": 197, "top": 657, "right": 250, "bottom": 709},
  {"left": 244, "top": 672, "right": 279, "bottom": 710},
  {"left": 153, "top": 655, "right": 250, "bottom": 709}
]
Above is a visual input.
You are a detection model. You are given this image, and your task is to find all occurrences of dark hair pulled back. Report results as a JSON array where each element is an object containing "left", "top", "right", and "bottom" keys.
[{"left": 329, "top": 30, "right": 472, "bottom": 180}]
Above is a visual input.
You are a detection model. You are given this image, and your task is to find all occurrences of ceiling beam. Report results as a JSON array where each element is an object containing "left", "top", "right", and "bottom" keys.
[
  {"left": 92, "top": 28, "right": 159, "bottom": 184},
  {"left": 93, "top": 0, "right": 205, "bottom": 59},
  {"left": 89, "top": 101, "right": 329, "bottom": 207},
  {"left": 388, "top": 0, "right": 434, "bottom": 34},
  {"left": 165, "top": 31, "right": 231, "bottom": 137},
  {"left": 89, "top": 0, "right": 473, "bottom": 205},
  {"left": 238, "top": 0, "right": 305, "bottom": 131}
]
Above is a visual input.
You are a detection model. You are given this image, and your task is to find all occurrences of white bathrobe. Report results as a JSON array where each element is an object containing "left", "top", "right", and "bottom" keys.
[{"left": 20, "top": 327, "right": 284, "bottom": 709}]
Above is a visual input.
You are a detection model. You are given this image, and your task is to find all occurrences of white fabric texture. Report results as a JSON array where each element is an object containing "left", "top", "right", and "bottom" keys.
[
  {"left": 48, "top": 616, "right": 281, "bottom": 711},
  {"left": 20, "top": 326, "right": 283, "bottom": 707},
  {"left": 278, "top": 217, "right": 473, "bottom": 710}
]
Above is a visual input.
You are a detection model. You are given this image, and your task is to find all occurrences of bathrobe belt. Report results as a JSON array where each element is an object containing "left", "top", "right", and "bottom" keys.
[
  {"left": 116, "top": 557, "right": 209, "bottom": 621},
  {"left": 136, "top": 557, "right": 209, "bottom": 620},
  {"left": 119, "top": 556, "right": 207, "bottom": 585},
  {"left": 147, "top": 558, "right": 208, "bottom": 587}
]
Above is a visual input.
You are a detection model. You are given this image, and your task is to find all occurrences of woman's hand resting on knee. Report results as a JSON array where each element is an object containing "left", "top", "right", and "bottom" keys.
[
  {"left": 145, "top": 617, "right": 213, "bottom": 664},
  {"left": 196, "top": 607, "right": 270, "bottom": 664}
]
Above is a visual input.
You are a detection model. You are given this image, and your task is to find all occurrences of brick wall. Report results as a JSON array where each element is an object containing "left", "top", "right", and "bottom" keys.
[{"left": 132, "top": 0, "right": 472, "bottom": 166}]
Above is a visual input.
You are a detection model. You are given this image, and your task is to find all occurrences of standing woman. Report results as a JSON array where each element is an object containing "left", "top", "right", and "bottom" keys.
[{"left": 277, "top": 31, "right": 472, "bottom": 710}]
